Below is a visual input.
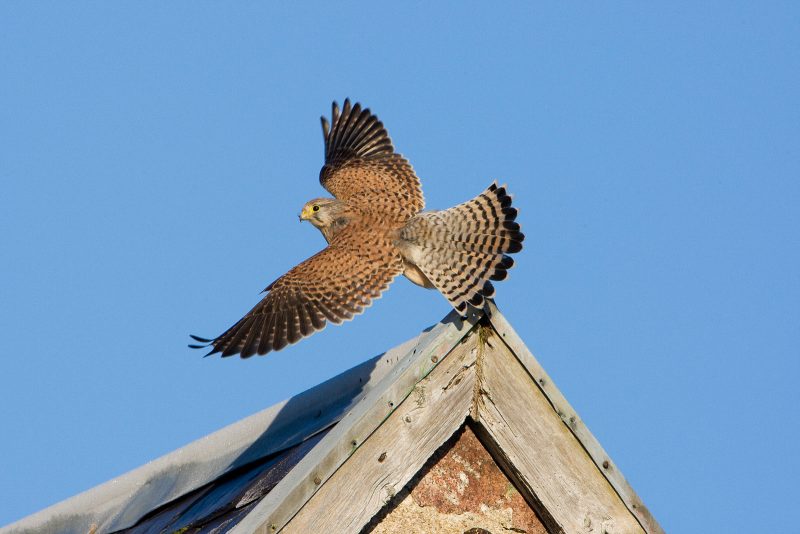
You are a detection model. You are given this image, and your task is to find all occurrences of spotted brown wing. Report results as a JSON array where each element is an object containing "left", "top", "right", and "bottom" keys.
[
  {"left": 319, "top": 99, "right": 424, "bottom": 221},
  {"left": 190, "top": 228, "right": 403, "bottom": 358}
]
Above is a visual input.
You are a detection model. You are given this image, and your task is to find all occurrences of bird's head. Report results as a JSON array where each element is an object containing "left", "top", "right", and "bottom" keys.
[
  {"left": 300, "top": 198, "right": 350, "bottom": 242},
  {"left": 299, "top": 197, "right": 341, "bottom": 227}
]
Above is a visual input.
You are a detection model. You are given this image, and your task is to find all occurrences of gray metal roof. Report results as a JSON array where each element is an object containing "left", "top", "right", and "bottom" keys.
[{"left": 1, "top": 322, "right": 435, "bottom": 534}]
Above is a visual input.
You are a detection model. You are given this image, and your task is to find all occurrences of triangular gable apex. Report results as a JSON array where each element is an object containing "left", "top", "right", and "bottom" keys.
[
  {"left": 3, "top": 305, "right": 662, "bottom": 534},
  {"left": 234, "top": 303, "right": 663, "bottom": 534}
]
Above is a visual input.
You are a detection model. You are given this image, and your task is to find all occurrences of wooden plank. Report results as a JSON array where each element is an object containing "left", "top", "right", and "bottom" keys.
[
  {"left": 282, "top": 337, "right": 478, "bottom": 533},
  {"left": 486, "top": 302, "right": 664, "bottom": 534},
  {"left": 231, "top": 310, "right": 476, "bottom": 534},
  {"left": 476, "top": 328, "right": 646, "bottom": 534}
]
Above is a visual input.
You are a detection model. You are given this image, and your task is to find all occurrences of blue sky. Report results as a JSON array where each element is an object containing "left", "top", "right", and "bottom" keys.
[{"left": 1, "top": 3, "right": 798, "bottom": 532}]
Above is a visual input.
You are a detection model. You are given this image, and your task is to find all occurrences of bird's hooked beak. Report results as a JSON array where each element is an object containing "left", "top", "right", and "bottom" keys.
[{"left": 299, "top": 205, "right": 312, "bottom": 222}]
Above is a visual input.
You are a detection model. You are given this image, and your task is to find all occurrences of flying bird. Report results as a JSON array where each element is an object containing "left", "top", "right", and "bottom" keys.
[{"left": 190, "top": 99, "right": 524, "bottom": 358}]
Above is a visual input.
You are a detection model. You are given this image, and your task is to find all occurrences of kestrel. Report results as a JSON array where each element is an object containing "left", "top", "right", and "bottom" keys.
[{"left": 190, "top": 99, "right": 524, "bottom": 358}]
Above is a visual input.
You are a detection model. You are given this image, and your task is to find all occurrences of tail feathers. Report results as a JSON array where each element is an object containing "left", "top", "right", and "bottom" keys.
[{"left": 402, "top": 182, "right": 524, "bottom": 312}]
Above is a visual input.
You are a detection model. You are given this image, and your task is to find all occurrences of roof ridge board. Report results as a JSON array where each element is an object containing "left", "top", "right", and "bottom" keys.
[
  {"left": 485, "top": 301, "right": 664, "bottom": 534},
  {"left": 230, "top": 309, "right": 477, "bottom": 534}
]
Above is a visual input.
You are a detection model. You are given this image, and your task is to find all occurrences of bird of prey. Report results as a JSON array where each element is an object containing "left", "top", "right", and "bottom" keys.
[{"left": 190, "top": 99, "right": 524, "bottom": 358}]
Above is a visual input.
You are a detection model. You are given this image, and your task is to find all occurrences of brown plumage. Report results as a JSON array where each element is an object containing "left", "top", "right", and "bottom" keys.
[{"left": 190, "top": 99, "right": 524, "bottom": 358}]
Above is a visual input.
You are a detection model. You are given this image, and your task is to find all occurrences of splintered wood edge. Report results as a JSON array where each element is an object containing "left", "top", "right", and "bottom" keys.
[{"left": 485, "top": 302, "right": 664, "bottom": 534}]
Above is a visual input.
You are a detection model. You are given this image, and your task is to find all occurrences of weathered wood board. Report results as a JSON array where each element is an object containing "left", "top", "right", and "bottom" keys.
[
  {"left": 282, "top": 338, "right": 477, "bottom": 533},
  {"left": 231, "top": 312, "right": 474, "bottom": 534},
  {"left": 487, "top": 303, "right": 663, "bottom": 533},
  {"left": 476, "top": 328, "right": 645, "bottom": 534}
]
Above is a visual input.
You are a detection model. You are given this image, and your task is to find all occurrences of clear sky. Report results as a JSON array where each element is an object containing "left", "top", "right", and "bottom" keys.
[{"left": 1, "top": 3, "right": 798, "bottom": 532}]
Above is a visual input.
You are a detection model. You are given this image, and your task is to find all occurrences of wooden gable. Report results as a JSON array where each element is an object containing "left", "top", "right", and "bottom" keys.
[{"left": 5, "top": 304, "right": 661, "bottom": 534}]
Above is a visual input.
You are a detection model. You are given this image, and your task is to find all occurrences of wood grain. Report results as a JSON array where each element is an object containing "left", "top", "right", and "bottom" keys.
[
  {"left": 476, "top": 330, "right": 645, "bottom": 534},
  {"left": 486, "top": 302, "right": 664, "bottom": 533},
  {"left": 282, "top": 338, "right": 477, "bottom": 533},
  {"left": 232, "top": 311, "right": 474, "bottom": 534}
]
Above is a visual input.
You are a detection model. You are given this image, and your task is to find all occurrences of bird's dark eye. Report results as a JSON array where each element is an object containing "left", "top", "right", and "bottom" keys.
[{"left": 312, "top": 205, "right": 320, "bottom": 212}]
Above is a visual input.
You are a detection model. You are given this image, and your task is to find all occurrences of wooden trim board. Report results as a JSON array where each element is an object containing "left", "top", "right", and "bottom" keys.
[
  {"left": 230, "top": 311, "right": 477, "bottom": 534},
  {"left": 486, "top": 303, "right": 663, "bottom": 533},
  {"left": 282, "top": 338, "right": 478, "bottom": 532},
  {"left": 474, "top": 325, "right": 645, "bottom": 533}
]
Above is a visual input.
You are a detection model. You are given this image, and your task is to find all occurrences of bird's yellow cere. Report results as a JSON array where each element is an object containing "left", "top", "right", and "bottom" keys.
[{"left": 299, "top": 203, "right": 320, "bottom": 220}]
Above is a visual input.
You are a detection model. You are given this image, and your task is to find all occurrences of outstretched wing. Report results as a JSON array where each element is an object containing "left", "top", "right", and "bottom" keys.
[
  {"left": 191, "top": 228, "right": 403, "bottom": 358},
  {"left": 319, "top": 99, "right": 424, "bottom": 220}
]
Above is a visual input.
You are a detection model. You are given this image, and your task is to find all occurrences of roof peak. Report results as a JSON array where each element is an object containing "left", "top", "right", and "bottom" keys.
[{"left": 4, "top": 304, "right": 662, "bottom": 534}]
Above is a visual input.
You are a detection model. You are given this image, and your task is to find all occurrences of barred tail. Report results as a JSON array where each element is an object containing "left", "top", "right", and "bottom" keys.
[{"left": 399, "top": 182, "right": 524, "bottom": 313}]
